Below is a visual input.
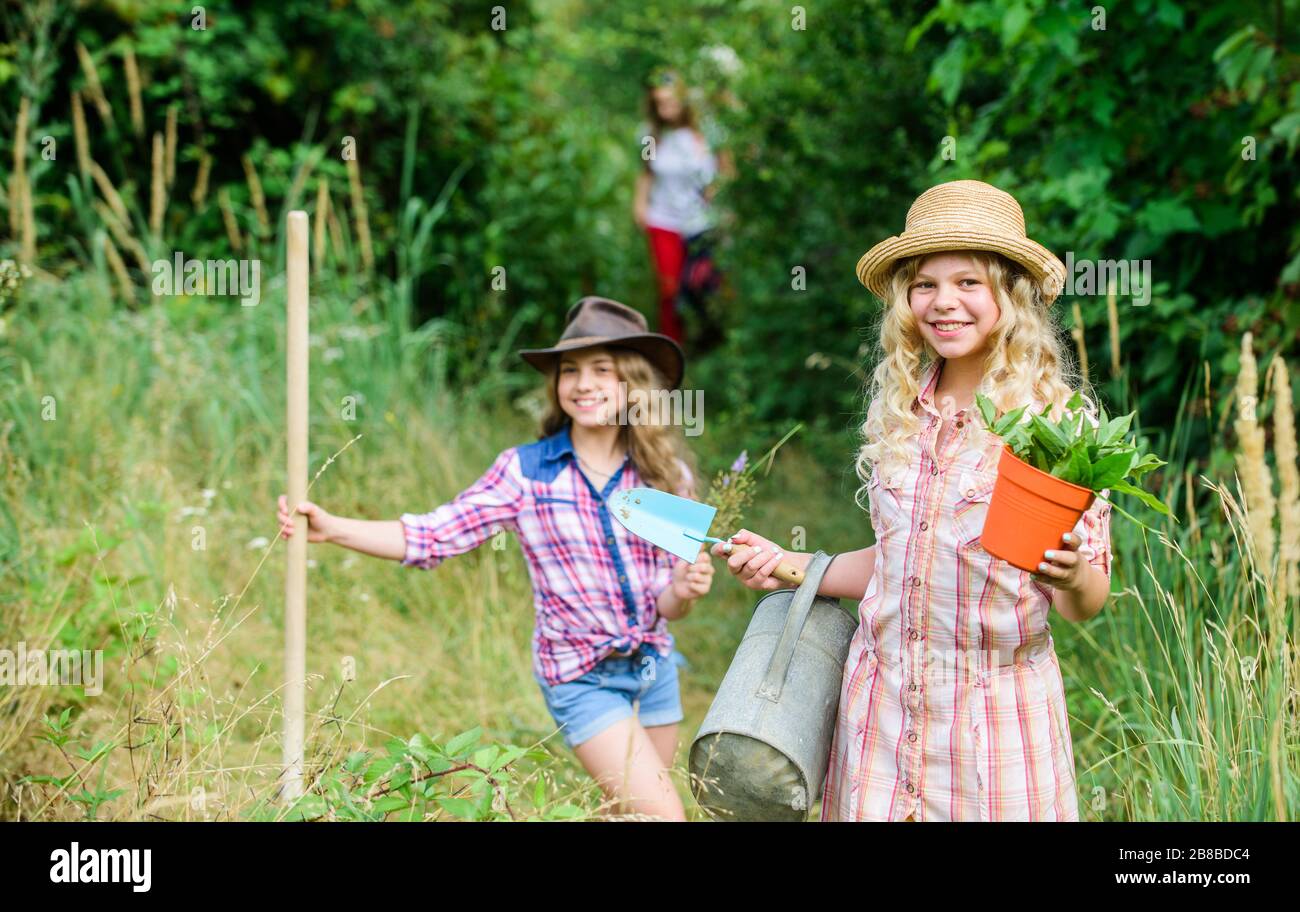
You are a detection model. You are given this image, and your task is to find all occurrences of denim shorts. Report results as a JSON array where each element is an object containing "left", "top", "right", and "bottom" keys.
[{"left": 535, "top": 648, "right": 686, "bottom": 748}]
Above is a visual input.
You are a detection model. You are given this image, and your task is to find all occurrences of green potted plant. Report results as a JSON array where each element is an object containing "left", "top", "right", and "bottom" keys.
[{"left": 972, "top": 389, "right": 1174, "bottom": 573}]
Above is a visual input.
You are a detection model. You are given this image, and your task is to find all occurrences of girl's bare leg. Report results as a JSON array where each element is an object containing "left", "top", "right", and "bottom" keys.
[
  {"left": 644, "top": 722, "right": 679, "bottom": 770},
  {"left": 572, "top": 717, "right": 685, "bottom": 821}
]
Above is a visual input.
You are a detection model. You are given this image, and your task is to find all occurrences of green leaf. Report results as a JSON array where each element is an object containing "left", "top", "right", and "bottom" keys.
[
  {"left": 1109, "top": 480, "right": 1174, "bottom": 517},
  {"left": 492, "top": 745, "right": 527, "bottom": 773},
  {"left": 1129, "top": 453, "right": 1166, "bottom": 481},
  {"left": 1089, "top": 451, "right": 1136, "bottom": 490},
  {"left": 372, "top": 795, "right": 414, "bottom": 815},
  {"left": 1030, "top": 413, "right": 1070, "bottom": 456},
  {"left": 1100, "top": 411, "right": 1134, "bottom": 446},
  {"left": 976, "top": 391, "right": 997, "bottom": 430},
  {"left": 437, "top": 796, "right": 479, "bottom": 820},
  {"left": 993, "top": 405, "right": 1028, "bottom": 437},
  {"left": 407, "top": 734, "right": 437, "bottom": 764},
  {"left": 544, "top": 803, "right": 585, "bottom": 820},
  {"left": 1067, "top": 446, "right": 1093, "bottom": 488},
  {"left": 928, "top": 37, "right": 966, "bottom": 107},
  {"left": 444, "top": 726, "right": 482, "bottom": 758}
]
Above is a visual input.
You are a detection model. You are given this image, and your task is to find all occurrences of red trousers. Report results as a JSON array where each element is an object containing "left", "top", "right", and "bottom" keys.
[{"left": 646, "top": 225, "right": 686, "bottom": 343}]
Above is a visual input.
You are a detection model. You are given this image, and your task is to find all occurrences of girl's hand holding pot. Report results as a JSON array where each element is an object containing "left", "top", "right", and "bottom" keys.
[{"left": 710, "top": 529, "right": 792, "bottom": 591}]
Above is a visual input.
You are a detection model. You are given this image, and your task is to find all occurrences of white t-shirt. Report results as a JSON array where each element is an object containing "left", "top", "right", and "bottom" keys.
[{"left": 642, "top": 126, "right": 718, "bottom": 237}]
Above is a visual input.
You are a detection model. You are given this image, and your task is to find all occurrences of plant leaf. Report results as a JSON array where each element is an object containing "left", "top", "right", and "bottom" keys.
[
  {"left": 993, "top": 405, "right": 1028, "bottom": 436},
  {"left": 1128, "top": 452, "right": 1166, "bottom": 480},
  {"left": 976, "top": 391, "right": 997, "bottom": 430},
  {"left": 1089, "top": 450, "right": 1136, "bottom": 490},
  {"left": 1030, "top": 413, "right": 1070, "bottom": 456},
  {"left": 1101, "top": 411, "right": 1134, "bottom": 446},
  {"left": 1109, "top": 480, "right": 1174, "bottom": 516}
]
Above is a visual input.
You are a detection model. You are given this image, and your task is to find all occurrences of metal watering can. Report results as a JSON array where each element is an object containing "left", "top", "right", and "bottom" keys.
[
  {"left": 688, "top": 551, "right": 856, "bottom": 821},
  {"left": 607, "top": 489, "right": 857, "bottom": 821}
]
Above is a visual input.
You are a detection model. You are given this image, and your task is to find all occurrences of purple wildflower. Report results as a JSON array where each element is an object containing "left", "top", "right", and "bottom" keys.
[{"left": 731, "top": 450, "right": 748, "bottom": 474}]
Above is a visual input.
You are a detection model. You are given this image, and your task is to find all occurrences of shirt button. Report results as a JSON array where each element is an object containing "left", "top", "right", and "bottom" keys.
[
  {"left": 907, "top": 731, "right": 917, "bottom": 743},
  {"left": 908, "top": 683, "right": 917, "bottom": 692},
  {"left": 911, "top": 576, "right": 921, "bottom": 587},
  {"left": 606, "top": 536, "right": 614, "bottom": 545},
  {"left": 908, "top": 629, "right": 918, "bottom": 641},
  {"left": 956, "top": 420, "right": 964, "bottom": 428},
  {"left": 906, "top": 783, "right": 915, "bottom": 794},
  {"left": 965, "top": 488, "right": 975, "bottom": 497},
  {"left": 930, "top": 466, "right": 938, "bottom": 476},
  {"left": 919, "top": 521, "right": 928, "bottom": 531}
]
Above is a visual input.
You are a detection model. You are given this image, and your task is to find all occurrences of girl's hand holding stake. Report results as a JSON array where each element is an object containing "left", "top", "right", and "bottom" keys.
[
  {"left": 276, "top": 494, "right": 409, "bottom": 560},
  {"left": 277, "top": 494, "right": 335, "bottom": 543}
]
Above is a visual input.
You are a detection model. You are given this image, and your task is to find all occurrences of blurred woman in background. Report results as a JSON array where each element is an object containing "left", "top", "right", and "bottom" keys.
[{"left": 634, "top": 69, "right": 731, "bottom": 348}]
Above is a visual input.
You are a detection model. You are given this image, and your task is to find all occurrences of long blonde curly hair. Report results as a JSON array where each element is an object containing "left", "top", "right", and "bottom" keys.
[
  {"left": 853, "top": 249, "right": 1102, "bottom": 511},
  {"left": 540, "top": 345, "right": 698, "bottom": 497}
]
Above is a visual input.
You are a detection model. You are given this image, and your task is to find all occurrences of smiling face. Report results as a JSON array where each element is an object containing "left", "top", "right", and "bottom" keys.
[
  {"left": 908, "top": 252, "right": 1001, "bottom": 359},
  {"left": 556, "top": 346, "right": 626, "bottom": 429}
]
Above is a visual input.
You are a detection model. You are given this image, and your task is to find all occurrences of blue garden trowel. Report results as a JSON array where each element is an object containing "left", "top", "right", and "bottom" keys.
[{"left": 608, "top": 487, "right": 806, "bottom": 585}]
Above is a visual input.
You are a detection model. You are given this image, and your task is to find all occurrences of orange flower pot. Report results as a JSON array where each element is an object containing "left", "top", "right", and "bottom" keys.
[{"left": 980, "top": 445, "right": 1096, "bottom": 573}]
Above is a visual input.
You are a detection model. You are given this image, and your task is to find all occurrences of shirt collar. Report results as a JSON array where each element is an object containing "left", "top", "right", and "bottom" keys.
[
  {"left": 915, "top": 360, "right": 943, "bottom": 419},
  {"left": 539, "top": 423, "right": 576, "bottom": 464}
]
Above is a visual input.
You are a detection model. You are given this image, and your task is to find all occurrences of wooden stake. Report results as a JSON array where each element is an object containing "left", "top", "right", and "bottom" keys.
[{"left": 281, "top": 210, "right": 310, "bottom": 803}]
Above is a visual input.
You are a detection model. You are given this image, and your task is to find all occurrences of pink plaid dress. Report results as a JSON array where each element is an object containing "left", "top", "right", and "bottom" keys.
[
  {"left": 398, "top": 424, "right": 688, "bottom": 686},
  {"left": 820, "top": 360, "right": 1113, "bottom": 821}
]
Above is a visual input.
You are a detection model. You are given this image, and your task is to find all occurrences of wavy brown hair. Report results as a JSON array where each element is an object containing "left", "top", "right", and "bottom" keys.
[{"left": 539, "top": 345, "right": 698, "bottom": 498}]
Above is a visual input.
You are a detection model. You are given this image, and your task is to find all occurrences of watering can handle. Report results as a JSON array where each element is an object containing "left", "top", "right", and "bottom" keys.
[{"left": 756, "top": 550, "right": 837, "bottom": 703}]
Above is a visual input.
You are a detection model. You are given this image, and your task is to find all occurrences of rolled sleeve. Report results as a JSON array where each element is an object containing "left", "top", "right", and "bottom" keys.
[
  {"left": 399, "top": 448, "right": 523, "bottom": 570},
  {"left": 1072, "top": 488, "right": 1113, "bottom": 579}
]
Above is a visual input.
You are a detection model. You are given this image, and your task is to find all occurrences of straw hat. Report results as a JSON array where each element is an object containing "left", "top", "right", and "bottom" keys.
[
  {"left": 518, "top": 296, "right": 685, "bottom": 389},
  {"left": 855, "top": 179, "right": 1066, "bottom": 304}
]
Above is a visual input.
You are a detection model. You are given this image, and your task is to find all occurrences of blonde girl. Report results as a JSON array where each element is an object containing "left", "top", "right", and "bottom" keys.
[
  {"left": 278, "top": 297, "right": 715, "bottom": 820},
  {"left": 712, "top": 180, "right": 1113, "bottom": 821}
]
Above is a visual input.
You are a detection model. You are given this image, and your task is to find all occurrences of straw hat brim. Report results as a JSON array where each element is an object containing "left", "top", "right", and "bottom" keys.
[
  {"left": 518, "top": 334, "right": 685, "bottom": 389},
  {"left": 856, "top": 228, "right": 1066, "bottom": 304}
]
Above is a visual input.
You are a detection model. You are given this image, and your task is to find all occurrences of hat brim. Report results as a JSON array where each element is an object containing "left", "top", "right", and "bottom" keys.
[
  {"left": 518, "top": 334, "right": 685, "bottom": 389},
  {"left": 856, "top": 229, "right": 1066, "bottom": 304}
]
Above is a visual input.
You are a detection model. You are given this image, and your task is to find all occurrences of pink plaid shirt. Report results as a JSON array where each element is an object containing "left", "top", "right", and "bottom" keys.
[
  {"left": 399, "top": 424, "right": 690, "bottom": 686},
  {"left": 821, "top": 360, "right": 1113, "bottom": 821}
]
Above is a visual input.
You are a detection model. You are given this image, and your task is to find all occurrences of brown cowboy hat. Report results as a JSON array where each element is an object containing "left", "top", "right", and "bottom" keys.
[
  {"left": 856, "top": 179, "right": 1067, "bottom": 305},
  {"left": 518, "top": 296, "right": 685, "bottom": 389}
]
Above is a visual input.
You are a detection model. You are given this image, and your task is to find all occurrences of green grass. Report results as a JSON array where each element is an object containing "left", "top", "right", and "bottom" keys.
[{"left": 1, "top": 267, "right": 1295, "bottom": 820}]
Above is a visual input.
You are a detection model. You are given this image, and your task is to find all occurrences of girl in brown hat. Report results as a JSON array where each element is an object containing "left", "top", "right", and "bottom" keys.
[
  {"left": 277, "top": 297, "right": 713, "bottom": 820},
  {"left": 711, "top": 180, "right": 1114, "bottom": 821}
]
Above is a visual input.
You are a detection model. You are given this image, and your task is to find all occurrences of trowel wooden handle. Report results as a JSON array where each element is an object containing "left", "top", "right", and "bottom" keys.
[{"left": 772, "top": 561, "right": 805, "bottom": 585}]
